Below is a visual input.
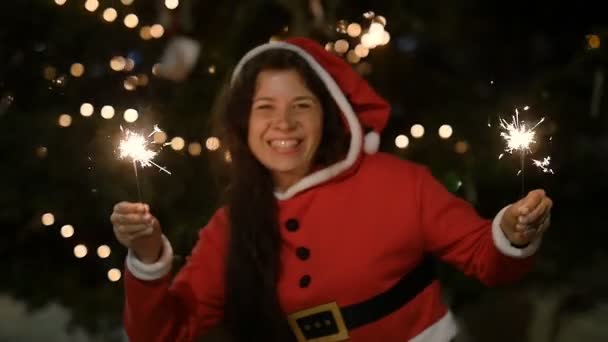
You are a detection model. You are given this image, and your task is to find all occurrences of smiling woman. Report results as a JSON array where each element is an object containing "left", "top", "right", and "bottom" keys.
[{"left": 111, "top": 37, "right": 553, "bottom": 342}]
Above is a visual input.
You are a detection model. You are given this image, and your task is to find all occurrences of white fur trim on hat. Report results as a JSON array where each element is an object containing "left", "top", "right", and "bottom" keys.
[
  {"left": 364, "top": 131, "right": 380, "bottom": 154},
  {"left": 232, "top": 42, "right": 364, "bottom": 201}
]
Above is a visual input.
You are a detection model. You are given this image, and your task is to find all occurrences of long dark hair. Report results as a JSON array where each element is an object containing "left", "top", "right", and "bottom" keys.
[{"left": 213, "top": 48, "right": 349, "bottom": 341}]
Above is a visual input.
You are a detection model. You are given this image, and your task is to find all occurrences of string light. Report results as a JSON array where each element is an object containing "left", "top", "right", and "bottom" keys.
[
  {"left": 54, "top": 0, "right": 67, "bottom": 5},
  {"left": 165, "top": 0, "right": 179, "bottom": 10},
  {"left": 170, "top": 137, "right": 185, "bottom": 151},
  {"left": 347, "top": 23, "right": 362, "bottom": 37},
  {"left": 188, "top": 142, "right": 202, "bottom": 156},
  {"left": 70, "top": 63, "right": 85, "bottom": 77},
  {"left": 346, "top": 50, "right": 360, "bottom": 64},
  {"left": 101, "top": 105, "right": 115, "bottom": 119},
  {"left": 41, "top": 213, "right": 55, "bottom": 226},
  {"left": 80, "top": 103, "right": 94, "bottom": 117},
  {"left": 97, "top": 245, "right": 111, "bottom": 258},
  {"left": 120, "top": 0, "right": 134, "bottom": 5},
  {"left": 395, "top": 135, "right": 410, "bottom": 149},
  {"left": 153, "top": 131, "right": 167, "bottom": 144},
  {"left": 410, "top": 124, "right": 425, "bottom": 138},
  {"left": 124, "top": 14, "right": 139, "bottom": 29},
  {"left": 334, "top": 39, "right": 349, "bottom": 54},
  {"left": 58, "top": 114, "right": 72, "bottom": 127},
  {"left": 438, "top": 124, "right": 453, "bottom": 139},
  {"left": 124, "top": 58, "right": 135, "bottom": 71},
  {"left": 205, "top": 137, "right": 220, "bottom": 151},
  {"left": 208, "top": 65, "right": 216, "bottom": 74},
  {"left": 108, "top": 268, "right": 122, "bottom": 282},
  {"left": 74, "top": 244, "right": 88, "bottom": 258},
  {"left": 84, "top": 0, "right": 99, "bottom": 12},
  {"left": 123, "top": 108, "right": 139, "bottom": 123},
  {"left": 60, "top": 225, "right": 74, "bottom": 238},
  {"left": 150, "top": 24, "right": 165, "bottom": 38},
  {"left": 139, "top": 26, "right": 152, "bottom": 40},
  {"left": 455, "top": 141, "right": 469, "bottom": 154},
  {"left": 102, "top": 8, "right": 118, "bottom": 22},
  {"left": 110, "top": 56, "right": 126, "bottom": 71},
  {"left": 124, "top": 76, "right": 137, "bottom": 91}
]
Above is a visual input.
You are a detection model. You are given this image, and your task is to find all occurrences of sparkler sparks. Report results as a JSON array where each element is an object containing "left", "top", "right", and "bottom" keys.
[
  {"left": 496, "top": 106, "right": 552, "bottom": 194},
  {"left": 499, "top": 107, "right": 545, "bottom": 156},
  {"left": 119, "top": 125, "right": 171, "bottom": 174},
  {"left": 532, "top": 156, "right": 554, "bottom": 174}
]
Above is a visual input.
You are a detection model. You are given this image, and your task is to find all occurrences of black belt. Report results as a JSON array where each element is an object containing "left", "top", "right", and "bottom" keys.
[{"left": 287, "top": 256, "right": 436, "bottom": 342}]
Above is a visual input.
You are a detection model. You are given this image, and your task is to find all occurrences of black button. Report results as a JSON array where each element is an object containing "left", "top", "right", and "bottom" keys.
[
  {"left": 296, "top": 247, "right": 310, "bottom": 260},
  {"left": 285, "top": 218, "right": 299, "bottom": 232},
  {"left": 299, "top": 275, "right": 311, "bottom": 288}
]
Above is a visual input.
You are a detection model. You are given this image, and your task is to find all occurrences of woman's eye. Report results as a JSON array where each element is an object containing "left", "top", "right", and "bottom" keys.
[
  {"left": 255, "top": 104, "right": 273, "bottom": 110},
  {"left": 295, "top": 102, "right": 312, "bottom": 109}
]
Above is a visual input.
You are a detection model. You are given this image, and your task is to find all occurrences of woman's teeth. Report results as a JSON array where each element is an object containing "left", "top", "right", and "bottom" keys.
[{"left": 269, "top": 139, "right": 300, "bottom": 148}]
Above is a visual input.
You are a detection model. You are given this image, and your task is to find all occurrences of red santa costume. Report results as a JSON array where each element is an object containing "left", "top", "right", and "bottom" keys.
[{"left": 122, "top": 37, "right": 543, "bottom": 342}]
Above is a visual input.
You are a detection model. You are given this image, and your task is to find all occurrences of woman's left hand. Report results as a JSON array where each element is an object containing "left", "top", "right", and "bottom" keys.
[{"left": 500, "top": 189, "right": 553, "bottom": 246}]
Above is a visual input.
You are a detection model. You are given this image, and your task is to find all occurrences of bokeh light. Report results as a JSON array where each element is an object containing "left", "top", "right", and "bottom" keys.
[
  {"left": 101, "top": 105, "right": 115, "bottom": 119},
  {"left": 108, "top": 268, "right": 122, "bottom": 282},
  {"left": 124, "top": 14, "right": 139, "bottom": 29},
  {"left": 205, "top": 137, "right": 220, "bottom": 151},
  {"left": 60, "top": 225, "right": 74, "bottom": 238},
  {"left": 188, "top": 142, "right": 202, "bottom": 156},
  {"left": 123, "top": 108, "right": 138, "bottom": 123},
  {"left": 41, "top": 213, "right": 55, "bottom": 226},
  {"left": 102, "top": 8, "right": 118, "bottom": 22},
  {"left": 97, "top": 245, "right": 111, "bottom": 258},
  {"left": 150, "top": 24, "right": 165, "bottom": 38},
  {"left": 58, "top": 114, "right": 72, "bottom": 127},
  {"left": 80, "top": 103, "right": 94, "bottom": 117},
  {"left": 170, "top": 137, "right": 185, "bottom": 151},
  {"left": 74, "top": 244, "right": 88, "bottom": 258},
  {"left": 70, "top": 63, "right": 85, "bottom": 77},
  {"left": 438, "top": 124, "right": 453, "bottom": 139},
  {"left": 165, "top": 0, "right": 179, "bottom": 10},
  {"left": 395, "top": 135, "right": 410, "bottom": 149},
  {"left": 411, "top": 124, "right": 425, "bottom": 138}
]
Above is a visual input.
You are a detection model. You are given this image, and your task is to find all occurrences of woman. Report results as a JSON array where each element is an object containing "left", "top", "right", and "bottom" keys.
[{"left": 111, "top": 37, "right": 552, "bottom": 342}]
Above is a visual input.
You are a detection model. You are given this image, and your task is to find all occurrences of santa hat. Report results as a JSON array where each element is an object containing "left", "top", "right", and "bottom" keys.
[
  {"left": 231, "top": 37, "right": 391, "bottom": 199},
  {"left": 231, "top": 37, "right": 390, "bottom": 154}
]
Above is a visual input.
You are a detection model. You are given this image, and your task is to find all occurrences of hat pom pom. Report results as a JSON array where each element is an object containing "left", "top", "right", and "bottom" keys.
[{"left": 364, "top": 131, "right": 380, "bottom": 154}]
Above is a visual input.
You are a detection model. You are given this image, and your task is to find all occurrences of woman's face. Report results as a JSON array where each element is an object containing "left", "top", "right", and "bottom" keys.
[{"left": 247, "top": 69, "right": 323, "bottom": 191}]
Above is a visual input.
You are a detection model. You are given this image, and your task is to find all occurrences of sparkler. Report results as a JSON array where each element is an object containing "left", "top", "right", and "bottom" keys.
[
  {"left": 118, "top": 125, "right": 171, "bottom": 201},
  {"left": 497, "top": 106, "right": 550, "bottom": 194}
]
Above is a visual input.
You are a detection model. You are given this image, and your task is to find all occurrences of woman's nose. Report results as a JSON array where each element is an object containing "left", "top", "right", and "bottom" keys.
[{"left": 274, "top": 108, "right": 296, "bottom": 130}]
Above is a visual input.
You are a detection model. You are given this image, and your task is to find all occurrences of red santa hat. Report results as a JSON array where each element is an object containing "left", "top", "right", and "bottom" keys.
[
  {"left": 231, "top": 37, "right": 391, "bottom": 199},
  {"left": 231, "top": 37, "right": 390, "bottom": 155}
]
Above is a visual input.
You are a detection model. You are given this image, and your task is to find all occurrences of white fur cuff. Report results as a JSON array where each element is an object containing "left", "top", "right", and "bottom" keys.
[
  {"left": 126, "top": 234, "right": 173, "bottom": 281},
  {"left": 491, "top": 205, "right": 542, "bottom": 258}
]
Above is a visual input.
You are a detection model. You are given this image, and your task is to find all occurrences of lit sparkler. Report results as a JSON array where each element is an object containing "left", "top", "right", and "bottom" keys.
[
  {"left": 118, "top": 125, "right": 171, "bottom": 201},
  {"left": 497, "top": 106, "right": 549, "bottom": 194}
]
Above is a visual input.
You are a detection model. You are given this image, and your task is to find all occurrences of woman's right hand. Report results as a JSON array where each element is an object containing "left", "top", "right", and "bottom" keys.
[{"left": 111, "top": 202, "right": 163, "bottom": 264}]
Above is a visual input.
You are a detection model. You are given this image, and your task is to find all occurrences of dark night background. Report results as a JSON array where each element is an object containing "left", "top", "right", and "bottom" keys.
[{"left": 0, "top": 0, "right": 607, "bottom": 341}]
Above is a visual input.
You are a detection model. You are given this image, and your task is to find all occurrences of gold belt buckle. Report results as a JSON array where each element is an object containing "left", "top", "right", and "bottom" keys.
[{"left": 287, "top": 302, "right": 349, "bottom": 342}]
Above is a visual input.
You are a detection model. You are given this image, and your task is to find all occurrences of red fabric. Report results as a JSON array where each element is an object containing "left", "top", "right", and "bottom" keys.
[
  {"left": 123, "top": 153, "right": 534, "bottom": 342},
  {"left": 285, "top": 37, "right": 391, "bottom": 135}
]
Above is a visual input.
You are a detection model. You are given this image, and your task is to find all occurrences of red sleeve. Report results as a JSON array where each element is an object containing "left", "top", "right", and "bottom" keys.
[
  {"left": 123, "top": 209, "right": 228, "bottom": 342},
  {"left": 417, "top": 167, "right": 534, "bottom": 286}
]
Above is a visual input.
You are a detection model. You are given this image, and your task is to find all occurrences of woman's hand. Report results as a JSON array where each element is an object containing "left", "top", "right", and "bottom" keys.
[
  {"left": 500, "top": 189, "right": 552, "bottom": 247},
  {"left": 111, "top": 202, "right": 163, "bottom": 264}
]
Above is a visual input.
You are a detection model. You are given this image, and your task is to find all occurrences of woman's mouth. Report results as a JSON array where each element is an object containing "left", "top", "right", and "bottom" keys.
[{"left": 267, "top": 139, "right": 302, "bottom": 153}]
